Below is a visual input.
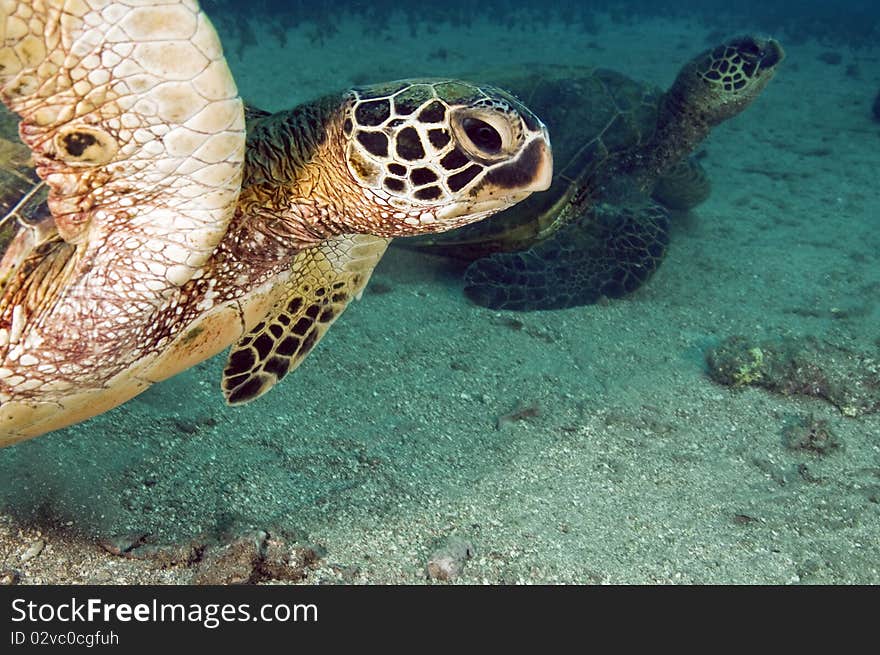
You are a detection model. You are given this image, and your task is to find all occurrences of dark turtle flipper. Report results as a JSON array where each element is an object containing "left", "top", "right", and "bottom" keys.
[
  {"left": 463, "top": 201, "right": 670, "bottom": 311},
  {"left": 651, "top": 156, "right": 711, "bottom": 211}
]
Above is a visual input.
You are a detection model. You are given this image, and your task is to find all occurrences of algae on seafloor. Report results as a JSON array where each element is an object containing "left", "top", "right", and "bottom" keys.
[{"left": 706, "top": 335, "right": 880, "bottom": 417}]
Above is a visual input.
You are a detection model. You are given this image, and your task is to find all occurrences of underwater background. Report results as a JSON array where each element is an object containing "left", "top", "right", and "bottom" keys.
[{"left": 0, "top": 0, "right": 878, "bottom": 583}]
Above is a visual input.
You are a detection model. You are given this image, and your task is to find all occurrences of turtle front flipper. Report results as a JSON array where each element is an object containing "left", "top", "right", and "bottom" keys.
[
  {"left": 463, "top": 201, "right": 669, "bottom": 311},
  {"left": 222, "top": 234, "right": 390, "bottom": 405},
  {"left": 0, "top": 1, "right": 244, "bottom": 387},
  {"left": 651, "top": 156, "right": 711, "bottom": 212}
]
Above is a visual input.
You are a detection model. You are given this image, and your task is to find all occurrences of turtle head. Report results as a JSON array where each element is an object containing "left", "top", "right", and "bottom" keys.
[
  {"left": 342, "top": 79, "right": 552, "bottom": 236},
  {"left": 670, "top": 35, "right": 784, "bottom": 125}
]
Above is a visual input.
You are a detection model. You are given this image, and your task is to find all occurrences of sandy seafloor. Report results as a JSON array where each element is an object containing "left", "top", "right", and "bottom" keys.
[{"left": 0, "top": 12, "right": 878, "bottom": 585}]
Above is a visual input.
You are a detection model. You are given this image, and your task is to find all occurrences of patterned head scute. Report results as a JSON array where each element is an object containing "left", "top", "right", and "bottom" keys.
[
  {"left": 699, "top": 36, "right": 784, "bottom": 92},
  {"left": 678, "top": 35, "right": 784, "bottom": 125},
  {"left": 343, "top": 79, "right": 552, "bottom": 229}
]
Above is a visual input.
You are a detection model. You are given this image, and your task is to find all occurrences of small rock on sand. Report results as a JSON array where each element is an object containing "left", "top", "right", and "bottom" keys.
[
  {"left": 21, "top": 539, "right": 45, "bottom": 563},
  {"left": 426, "top": 537, "right": 474, "bottom": 581}
]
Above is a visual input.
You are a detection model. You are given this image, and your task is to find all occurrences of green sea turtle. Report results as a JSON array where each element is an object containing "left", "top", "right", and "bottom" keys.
[
  {"left": 0, "top": 0, "right": 551, "bottom": 446},
  {"left": 409, "top": 35, "right": 784, "bottom": 311}
]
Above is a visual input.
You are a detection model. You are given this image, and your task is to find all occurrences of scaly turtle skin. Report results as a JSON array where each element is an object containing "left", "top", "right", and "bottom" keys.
[
  {"left": 409, "top": 36, "right": 784, "bottom": 311},
  {"left": 0, "top": 1, "right": 551, "bottom": 446}
]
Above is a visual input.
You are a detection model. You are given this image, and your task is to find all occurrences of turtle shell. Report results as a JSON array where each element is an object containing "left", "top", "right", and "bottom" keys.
[{"left": 410, "top": 65, "right": 661, "bottom": 259}]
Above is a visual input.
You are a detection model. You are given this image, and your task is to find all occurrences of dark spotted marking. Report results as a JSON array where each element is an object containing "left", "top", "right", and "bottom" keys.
[
  {"left": 269, "top": 324, "right": 283, "bottom": 339},
  {"left": 415, "top": 186, "right": 442, "bottom": 200},
  {"left": 394, "top": 99, "right": 417, "bottom": 115},
  {"left": 61, "top": 131, "right": 97, "bottom": 157},
  {"left": 343, "top": 118, "right": 353, "bottom": 136},
  {"left": 228, "top": 348, "right": 256, "bottom": 373},
  {"left": 305, "top": 305, "right": 320, "bottom": 319},
  {"left": 384, "top": 177, "right": 405, "bottom": 192},
  {"left": 228, "top": 377, "right": 266, "bottom": 404},
  {"left": 388, "top": 163, "right": 406, "bottom": 175},
  {"left": 448, "top": 164, "right": 482, "bottom": 192},
  {"left": 440, "top": 147, "right": 468, "bottom": 170},
  {"left": 395, "top": 127, "right": 424, "bottom": 161},
  {"left": 224, "top": 372, "right": 250, "bottom": 388},
  {"left": 292, "top": 317, "right": 312, "bottom": 336},
  {"left": 276, "top": 336, "right": 299, "bottom": 356},
  {"left": 319, "top": 307, "right": 335, "bottom": 322},
  {"left": 298, "top": 330, "right": 319, "bottom": 356},
  {"left": 484, "top": 138, "right": 544, "bottom": 189},
  {"left": 277, "top": 314, "right": 291, "bottom": 325},
  {"left": 410, "top": 167, "right": 438, "bottom": 186},
  {"left": 357, "top": 131, "right": 388, "bottom": 157},
  {"left": 355, "top": 99, "right": 391, "bottom": 126},
  {"left": 347, "top": 151, "right": 377, "bottom": 182},
  {"left": 287, "top": 297, "right": 303, "bottom": 313},
  {"left": 331, "top": 292, "right": 348, "bottom": 303},
  {"left": 253, "top": 334, "right": 274, "bottom": 360},
  {"left": 263, "top": 356, "right": 289, "bottom": 379},
  {"left": 428, "top": 129, "right": 450, "bottom": 149},
  {"left": 418, "top": 101, "right": 446, "bottom": 123},
  {"left": 393, "top": 85, "right": 433, "bottom": 115}
]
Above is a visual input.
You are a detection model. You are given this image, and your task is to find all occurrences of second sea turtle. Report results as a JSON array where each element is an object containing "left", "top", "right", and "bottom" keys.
[{"left": 410, "top": 35, "right": 784, "bottom": 311}]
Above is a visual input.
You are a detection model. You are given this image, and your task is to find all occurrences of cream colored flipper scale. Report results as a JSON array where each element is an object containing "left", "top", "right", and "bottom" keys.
[
  {"left": 0, "top": 0, "right": 245, "bottom": 443},
  {"left": 222, "top": 234, "right": 389, "bottom": 405},
  {"left": 0, "top": 4, "right": 553, "bottom": 446}
]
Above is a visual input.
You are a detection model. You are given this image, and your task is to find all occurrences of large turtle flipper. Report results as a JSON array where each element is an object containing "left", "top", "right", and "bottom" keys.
[
  {"left": 651, "top": 156, "right": 711, "bottom": 212},
  {"left": 463, "top": 200, "right": 669, "bottom": 311},
  {"left": 222, "top": 234, "right": 390, "bottom": 405},
  {"left": 0, "top": 1, "right": 244, "bottom": 357},
  {"left": 0, "top": 1, "right": 245, "bottom": 442}
]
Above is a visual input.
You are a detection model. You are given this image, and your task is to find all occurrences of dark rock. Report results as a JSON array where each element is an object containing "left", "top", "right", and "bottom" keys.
[
  {"left": 259, "top": 538, "right": 323, "bottom": 582},
  {"left": 784, "top": 415, "right": 841, "bottom": 455},
  {"left": 706, "top": 335, "right": 880, "bottom": 416},
  {"left": 191, "top": 531, "right": 267, "bottom": 585},
  {"left": 190, "top": 531, "right": 322, "bottom": 585},
  {"left": 0, "top": 569, "right": 21, "bottom": 585}
]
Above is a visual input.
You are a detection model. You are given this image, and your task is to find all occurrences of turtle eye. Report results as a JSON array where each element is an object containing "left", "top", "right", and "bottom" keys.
[
  {"left": 740, "top": 41, "right": 763, "bottom": 58},
  {"left": 461, "top": 117, "right": 502, "bottom": 154},
  {"left": 452, "top": 110, "right": 514, "bottom": 162}
]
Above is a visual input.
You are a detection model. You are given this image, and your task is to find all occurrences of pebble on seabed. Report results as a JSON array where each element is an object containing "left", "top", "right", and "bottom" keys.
[
  {"left": 426, "top": 537, "right": 474, "bottom": 581},
  {"left": 21, "top": 539, "right": 45, "bottom": 563}
]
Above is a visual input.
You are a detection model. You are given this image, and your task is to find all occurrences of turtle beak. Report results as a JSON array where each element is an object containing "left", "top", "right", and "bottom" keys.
[
  {"left": 528, "top": 126, "right": 553, "bottom": 192},
  {"left": 483, "top": 125, "right": 553, "bottom": 195}
]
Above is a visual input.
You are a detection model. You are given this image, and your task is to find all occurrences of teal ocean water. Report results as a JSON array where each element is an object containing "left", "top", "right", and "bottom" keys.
[{"left": 0, "top": 1, "right": 878, "bottom": 583}]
